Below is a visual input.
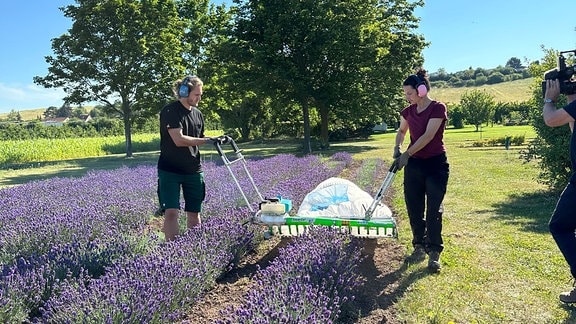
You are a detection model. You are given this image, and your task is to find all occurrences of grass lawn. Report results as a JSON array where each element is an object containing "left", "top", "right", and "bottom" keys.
[
  {"left": 383, "top": 125, "right": 575, "bottom": 323},
  {"left": 1, "top": 124, "right": 575, "bottom": 322}
]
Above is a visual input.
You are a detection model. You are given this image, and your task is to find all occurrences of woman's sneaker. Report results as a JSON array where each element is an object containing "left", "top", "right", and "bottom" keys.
[
  {"left": 406, "top": 245, "right": 426, "bottom": 263},
  {"left": 560, "top": 285, "right": 576, "bottom": 303},
  {"left": 428, "top": 251, "right": 441, "bottom": 273}
]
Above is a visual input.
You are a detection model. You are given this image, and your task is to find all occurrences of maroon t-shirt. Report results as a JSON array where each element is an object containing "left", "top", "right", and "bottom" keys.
[{"left": 400, "top": 101, "right": 447, "bottom": 159}]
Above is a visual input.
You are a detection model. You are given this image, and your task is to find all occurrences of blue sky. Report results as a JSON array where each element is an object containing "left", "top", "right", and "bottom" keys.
[{"left": 0, "top": 0, "right": 574, "bottom": 113}]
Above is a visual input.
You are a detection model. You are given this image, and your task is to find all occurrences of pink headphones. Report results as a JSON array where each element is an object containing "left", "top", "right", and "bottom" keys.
[{"left": 410, "top": 74, "right": 428, "bottom": 97}]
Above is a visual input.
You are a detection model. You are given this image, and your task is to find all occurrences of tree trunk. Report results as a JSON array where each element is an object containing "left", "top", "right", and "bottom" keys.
[
  {"left": 319, "top": 101, "right": 329, "bottom": 150},
  {"left": 124, "top": 113, "right": 133, "bottom": 158},
  {"left": 302, "top": 100, "right": 312, "bottom": 154}
]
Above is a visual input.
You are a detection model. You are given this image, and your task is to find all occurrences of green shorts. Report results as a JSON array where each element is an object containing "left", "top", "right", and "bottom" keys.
[{"left": 157, "top": 169, "right": 205, "bottom": 213}]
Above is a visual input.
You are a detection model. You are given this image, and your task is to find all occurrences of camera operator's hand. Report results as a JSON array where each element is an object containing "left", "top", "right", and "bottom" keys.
[{"left": 545, "top": 79, "right": 561, "bottom": 103}]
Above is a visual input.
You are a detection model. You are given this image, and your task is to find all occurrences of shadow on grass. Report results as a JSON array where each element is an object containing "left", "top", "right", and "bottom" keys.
[
  {"left": 339, "top": 239, "right": 432, "bottom": 323},
  {"left": 560, "top": 303, "right": 576, "bottom": 323},
  {"left": 0, "top": 138, "right": 384, "bottom": 188},
  {"left": 0, "top": 151, "right": 159, "bottom": 188},
  {"left": 490, "top": 190, "right": 559, "bottom": 234}
]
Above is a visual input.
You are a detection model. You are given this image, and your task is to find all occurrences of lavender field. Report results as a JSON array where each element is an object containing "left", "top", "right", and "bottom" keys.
[{"left": 0, "top": 152, "right": 378, "bottom": 323}]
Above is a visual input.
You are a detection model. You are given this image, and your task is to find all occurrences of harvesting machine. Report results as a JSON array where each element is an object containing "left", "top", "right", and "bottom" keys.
[{"left": 212, "top": 138, "right": 397, "bottom": 239}]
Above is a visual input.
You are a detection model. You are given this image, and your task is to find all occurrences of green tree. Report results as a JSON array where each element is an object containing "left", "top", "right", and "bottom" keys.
[
  {"left": 475, "top": 75, "right": 488, "bottom": 86},
  {"left": 487, "top": 72, "right": 504, "bottom": 84},
  {"left": 34, "top": 0, "right": 186, "bottom": 157},
  {"left": 506, "top": 57, "right": 523, "bottom": 70},
  {"left": 187, "top": 1, "right": 255, "bottom": 137},
  {"left": 448, "top": 104, "right": 464, "bottom": 129},
  {"left": 229, "top": 0, "right": 425, "bottom": 152},
  {"left": 43, "top": 106, "right": 58, "bottom": 119},
  {"left": 460, "top": 89, "right": 496, "bottom": 131},
  {"left": 57, "top": 102, "right": 73, "bottom": 118},
  {"left": 493, "top": 102, "right": 512, "bottom": 124},
  {"left": 6, "top": 109, "right": 22, "bottom": 122},
  {"left": 521, "top": 47, "right": 573, "bottom": 191}
]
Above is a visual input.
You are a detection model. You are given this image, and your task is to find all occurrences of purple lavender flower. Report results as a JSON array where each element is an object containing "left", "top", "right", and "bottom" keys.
[
  {"left": 0, "top": 153, "right": 350, "bottom": 322},
  {"left": 219, "top": 227, "right": 364, "bottom": 323}
]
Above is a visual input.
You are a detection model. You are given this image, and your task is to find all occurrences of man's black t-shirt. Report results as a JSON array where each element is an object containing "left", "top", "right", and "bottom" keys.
[
  {"left": 157, "top": 101, "right": 205, "bottom": 174},
  {"left": 564, "top": 100, "right": 576, "bottom": 183}
]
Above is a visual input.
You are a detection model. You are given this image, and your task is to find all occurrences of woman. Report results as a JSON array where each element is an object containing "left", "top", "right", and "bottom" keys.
[{"left": 393, "top": 68, "right": 449, "bottom": 273}]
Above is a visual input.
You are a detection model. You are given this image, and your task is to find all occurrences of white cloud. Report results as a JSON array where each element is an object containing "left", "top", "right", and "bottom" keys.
[{"left": 0, "top": 83, "right": 67, "bottom": 113}]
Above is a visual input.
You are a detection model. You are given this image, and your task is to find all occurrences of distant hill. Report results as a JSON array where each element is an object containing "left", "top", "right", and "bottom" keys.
[
  {"left": 0, "top": 108, "right": 47, "bottom": 121},
  {"left": 1, "top": 78, "right": 536, "bottom": 121},
  {"left": 0, "top": 107, "right": 93, "bottom": 122},
  {"left": 432, "top": 78, "right": 535, "bottom": 105}
]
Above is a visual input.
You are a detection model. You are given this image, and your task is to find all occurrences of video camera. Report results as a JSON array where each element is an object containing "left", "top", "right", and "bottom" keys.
[{"left": 542, "top": 49, "right": 576, "bottom": 96}]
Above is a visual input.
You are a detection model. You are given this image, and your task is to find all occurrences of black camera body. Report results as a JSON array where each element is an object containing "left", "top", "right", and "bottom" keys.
[{"left": 542, "top": 50, "right": 576, "bottom": 97}]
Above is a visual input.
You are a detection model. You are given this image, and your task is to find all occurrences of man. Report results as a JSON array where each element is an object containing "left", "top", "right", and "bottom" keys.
[
  {"left": 543, "top": 78, "right": 576, "bottom": 303},
  {"left": 157, "top": 75, "right": 215, "bottom": 241}
]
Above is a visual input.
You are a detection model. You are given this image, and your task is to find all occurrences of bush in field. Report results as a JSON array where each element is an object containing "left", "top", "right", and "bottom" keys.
[
  {"left": 471, "top": 135, "right": 525, "bottom": 147},
  {"left": 219, "top": 227, "right": 364, "bottom": 323},
  {"left": 521, "top": 49, "right": 573, "bottom": 192}
]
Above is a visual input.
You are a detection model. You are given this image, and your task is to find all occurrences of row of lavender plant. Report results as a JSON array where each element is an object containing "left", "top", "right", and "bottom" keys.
[
  {"left": 39, "top": 210, "right": 254, "bottom": 323},
  {"left": 0, "top": 166, "right": 159, "bottom": 321},
  {"left": 203, "top": 153, "right": 349, "bottom": 218},
  {"left": 0, "top": 166, "right": 158, "bottom": 264},
  {"left": 219, "top": 226, "right": 364, "bottom": 323},
  {"left": 0, "top": 152, "right": 352, "bottom": 322},
  {"left": 38, "top": 153, "right": 351, "bottom": 322},
  {"left": 348, "top": 157, "right": 385, "bottom": 195}
]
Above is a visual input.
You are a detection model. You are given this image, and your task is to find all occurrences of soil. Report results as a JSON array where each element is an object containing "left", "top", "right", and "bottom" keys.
[{"left": 179, "top": 160, "right": 409, "bottom": 324}]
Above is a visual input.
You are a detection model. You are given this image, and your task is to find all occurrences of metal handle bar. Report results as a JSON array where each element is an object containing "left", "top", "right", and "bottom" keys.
[
  {"left": 212, "top": 138, "right": 264, "bottom": 212},
  {"left": 363, "top": 162, "right": 398, "bottom": 221}
]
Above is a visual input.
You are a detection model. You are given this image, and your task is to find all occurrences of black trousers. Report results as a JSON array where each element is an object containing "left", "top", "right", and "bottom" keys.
[
  {"left": 549, "top": 181, "right": 576, "bottom": 278},
  {"left": 403, "top": 153, "right": 449, "bottom": 253}
]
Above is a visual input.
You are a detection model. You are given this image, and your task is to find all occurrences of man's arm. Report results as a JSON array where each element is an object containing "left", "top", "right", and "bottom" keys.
[
  {"left": 543, "top": 80, "right": 576, "bottom": 127},
  {"left": 168, "top": 128, "right": 209, "bottom": 147}
]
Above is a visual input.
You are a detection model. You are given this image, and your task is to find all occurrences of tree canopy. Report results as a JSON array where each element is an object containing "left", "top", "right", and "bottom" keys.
[
  {"left": 460, "top": 89, "right": 496, "bottom": 131},
  {"left": 225, "top": 0, "right": 426, "bottom": 152},
  {"left": 34, "top": 0, "right": 187, "bottom": 157},
  {"left": 34, "top": 0, "right": 428, "bottom": 154}
]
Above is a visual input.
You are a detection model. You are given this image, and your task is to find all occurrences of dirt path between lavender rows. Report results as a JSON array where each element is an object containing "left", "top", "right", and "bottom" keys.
[{"left": 181, "top": 160, "right": 421, "bottom": 323}]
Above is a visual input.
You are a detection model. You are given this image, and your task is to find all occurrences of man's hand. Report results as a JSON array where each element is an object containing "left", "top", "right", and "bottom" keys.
[
  {"left": 219, "top": 135, "right": 232, "bottom": 144},
  {"left": 206, "top": 135, "right": 233, "bottom": 145},
  {"left": 545, "top": 79, "right": 560, "bottom": 103}
]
